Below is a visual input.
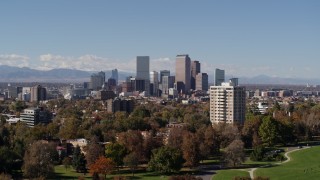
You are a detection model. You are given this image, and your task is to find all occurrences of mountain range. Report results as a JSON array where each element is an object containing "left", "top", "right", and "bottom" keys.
[{"left": 0, "top": 65, "right": 319, "bottom": 85}]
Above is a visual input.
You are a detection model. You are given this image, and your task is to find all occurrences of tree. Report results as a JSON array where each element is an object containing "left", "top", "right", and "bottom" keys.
[
  {"left": 242, "top": 115, "right": 262, "bottom": 148},
  {"left": 10, "top": 101, "right": 27, "bottom": 113},
  {"left": 250, "top": 146, "right": 266, "bottom": 161},
  {"left": 197, "top": 126, "right": 216, "bottom": 161},
  {"left": 0, "top": 173, "right": 11, "bottom": 180},
  {"left": 123, "top": 152, "right": 139, "bottom": 176},
  {"left": 62, "top": 157, "right": 72, "bottom": 171},
  {"left": 213, "top": 123, "right": 239, "bottom": 149},
  {"left": 72, "top": 146, "right": 87, "bottom": 173},
  {"left": 89, "top": 156, "right": 115, "bottom": 179},
  {"left": 182, "top": 132, "right": 200, "bottom": 168},
  {"left": 259, "top": 116, "right": 278, "bottom": 146},
  {"left": 0, "top": 126, "right": 10, "bottom": 146},
  {"left": 0, "top": 146, "right": 19, "bottom": 174},
  {"left": 273, "top": 101, "right": 281, "bottom": 111},
  {"left": 85, "top": 136, "right": 104, "bottom": 166},
  {"left": 117, "top": 130, "right": 143, "bottom": 158},
  {"left": 58, "top": 117, "right": 82, "bottom": 139},
  {"left": 167, "top": 128, "right": 185, "bottom": 149},
  {"left": 105, "top": 142, "right": 127, "bottom": 168},
  {"left": 148, "top": 146, "right": 184, "bottom": 174},
  {"left": 224, "top": 139, "right": 245, "bottom": 167},
  {"left": 22, "top": 141, "right": 57, "bottom": 179},
  {"left": 143, "top": 131, "right": 163, "bottom": 161},
  {"left": 131, "top": 106, "right": 151, "bottom": 118}
]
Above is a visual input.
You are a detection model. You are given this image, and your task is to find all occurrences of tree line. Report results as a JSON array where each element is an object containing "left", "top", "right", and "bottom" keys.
[{"left": 1, "top": 98, "right": 320, "bottom": 179}]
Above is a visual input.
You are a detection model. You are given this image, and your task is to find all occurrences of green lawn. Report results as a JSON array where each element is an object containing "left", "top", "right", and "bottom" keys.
[
  {"left": 255, "top": 146, "right": 320, "bottom": 180},
  {"left": 107, "top": 170, "right": 168, "bottom": 180},
  {"left": 213, "top": 170, "right": 250, "bottom": 180},
  {"left": 53, "top": 166, "right": 168, "bottom": 180},
  {"left": 53, "top": 165, "right": 92, "bottom": 179}
]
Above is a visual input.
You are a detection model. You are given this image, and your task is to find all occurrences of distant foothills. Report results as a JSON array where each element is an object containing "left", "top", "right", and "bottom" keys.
[{"left": 0, "top": 65, "right": 319, "bottom": 85}]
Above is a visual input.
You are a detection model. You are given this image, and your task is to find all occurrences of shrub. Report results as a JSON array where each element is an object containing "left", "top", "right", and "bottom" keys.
[{"left": 250, "top": 146, "right": 266, "bottom": 161}]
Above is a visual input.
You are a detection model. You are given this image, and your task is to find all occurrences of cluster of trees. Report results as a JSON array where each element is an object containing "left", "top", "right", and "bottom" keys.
[
  {"left": 244, "top": 100, "right": 320, "bottom": 149},
  {"left": 1, "top": 98, "right": 320, "bottom": 178}
]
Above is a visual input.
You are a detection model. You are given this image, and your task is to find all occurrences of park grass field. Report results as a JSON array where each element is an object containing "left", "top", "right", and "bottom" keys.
[
  {"left": 53, "top": 165, "right": 92, "bottom": 179},
  {"left": 255, "top": 146, "right": 320, "bottom": 180},
  {"left": 53, "top": 165, "right": 169, "bottom": 180},
  {"left": 213, "top": 170, "right": 250, "bottom": 180}
]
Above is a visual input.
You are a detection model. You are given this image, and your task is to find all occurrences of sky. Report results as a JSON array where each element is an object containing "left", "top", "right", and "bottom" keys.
[{"left": 0, "top": 0, "right": 319, "bottom": 78}]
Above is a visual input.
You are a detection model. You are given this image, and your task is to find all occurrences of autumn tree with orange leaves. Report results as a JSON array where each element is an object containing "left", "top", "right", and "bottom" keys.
[{"left": 89, "top": 156, "right": 115, "bottom": 179}]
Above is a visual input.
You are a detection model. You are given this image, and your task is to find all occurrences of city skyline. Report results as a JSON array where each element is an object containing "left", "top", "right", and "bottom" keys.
[{"left": 0, "top": 1, "right": 319, "bottom": 78}]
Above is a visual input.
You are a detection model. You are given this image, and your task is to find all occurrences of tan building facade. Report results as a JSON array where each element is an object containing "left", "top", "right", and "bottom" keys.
[{"left": 210, "top": 82, "right": 246, "bottom": 125}]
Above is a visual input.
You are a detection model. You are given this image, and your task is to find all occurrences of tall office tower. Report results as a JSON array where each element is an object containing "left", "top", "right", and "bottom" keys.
[
  {"left": 229, "top": 78, "right": 239, "bottom": 86},
  {"left": 210, "top": 81, "right": 246, "bottom": 125},
  {"left": 90, "top": 72, "right": 105, "bottom": 90},
  {"left": 136, "top": 56, "right": 150, "bottom": 80},
  {"left": 136, "top": 56, "right": 150, "bottom": 96},
  {"left": 196, "top": 73, "right": 209, "bottom": 91},
  {"left": 175, "top": 54, "right": 191, "bottom": 94},
  {"left": 22, "top": 87, "right": 31, "bottom": 101},
  {"left": 111, "top": 69, "right": 118, "bottom": 85},
  {"left": 30, "top": 85, "right": 47, "bottom": 102},
  {"left": 150, "top": 71, "right": 159, "bottom": 96},
  {"left": 7, "top": 86, "right": 22, "bottom": 99},
  {"left": 98, "top": 71, "right": 106, "bottom": 84},
  {"left": 191, "top": 60, "right": 201, "bottom": 90},
  {"left": 160, "top": 70, "right": 170, "bottom": 83},
  {"left": 162, "top": 76, "right": 175, "bottom": 95},
  {"left": 215, "top": 68, "right": 225, "bottom": 86}
]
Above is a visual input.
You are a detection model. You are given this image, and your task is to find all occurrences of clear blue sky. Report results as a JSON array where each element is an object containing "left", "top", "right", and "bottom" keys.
[{"left": 0, "top": 0, "right": 319, "bottom": 78}]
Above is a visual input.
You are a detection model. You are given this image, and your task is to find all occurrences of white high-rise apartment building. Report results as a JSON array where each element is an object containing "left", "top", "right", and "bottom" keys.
[
  {"left": 210, "top": 81, "right": 246, "bottom": 125},
  {"left": 215, "top": 68, "right": 225, "bottom": 86}
]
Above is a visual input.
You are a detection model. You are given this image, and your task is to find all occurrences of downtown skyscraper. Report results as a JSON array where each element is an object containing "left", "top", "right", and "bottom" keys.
[
  {"left": 215, "top": 68, "right": 225, "bottom": 86},
  {"left": 111, "top": 69, "right": 118, "bottom": 85},
  {"left": 175, "top": 54, "right": 191, "bottom": 94},
  {"left": 136, "top": 56, "right": 150, "bottom": 80},
  {"left": 191, "top": 60, "right": 200, "bottom": 90},
  {"left": 136, "top": 56, "right": 150, "bottom": 96}
]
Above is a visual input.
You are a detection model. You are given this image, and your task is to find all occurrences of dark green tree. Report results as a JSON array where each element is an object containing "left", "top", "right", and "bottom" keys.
[
  {"left": 250, "top": 146, "right": 266, "bottom": 161},
  {"left": 259, "top": 116, "right": 278, "bottom": 146},
  {"left": 72, "top": 146, "right": 87, "bottom": 173},
  {"left": 131, "top": 106, "right": 151, "bottom": 118},
  {"left": 148, "top": 146, "right": 184, "bottom": 174},
  {"left": 0, "top": 146, "right": 19, "bottom": 174},
  {"left": 105, "top": 142, "right": 127, "bottom": 168}
]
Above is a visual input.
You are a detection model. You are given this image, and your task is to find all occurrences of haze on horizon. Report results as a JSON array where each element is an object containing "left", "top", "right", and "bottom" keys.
[{"left": 0, "top": 0, "right": 319, "bottom": 79}]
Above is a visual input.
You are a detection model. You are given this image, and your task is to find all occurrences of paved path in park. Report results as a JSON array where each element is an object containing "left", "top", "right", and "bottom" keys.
[
  {"left": 197, "top": 146, "right": 310, "bottom": 180},
  {"left": 196, "top": 165, "right": 220, "bottom": 180},
  {"left": 248, "top": 146, "right": 309, "bottom": 179}
]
